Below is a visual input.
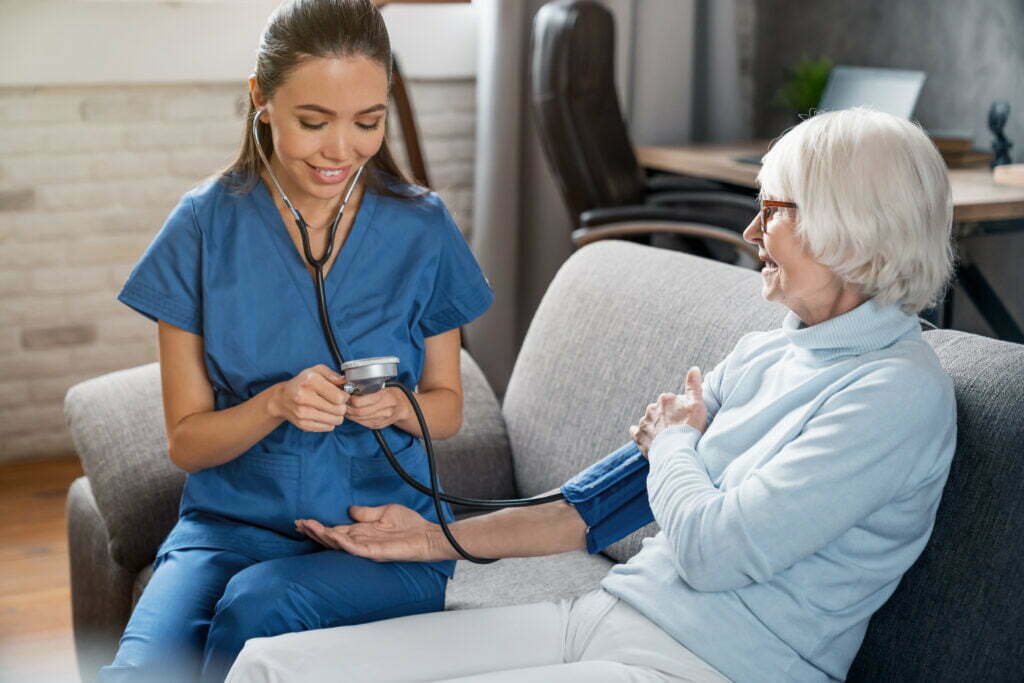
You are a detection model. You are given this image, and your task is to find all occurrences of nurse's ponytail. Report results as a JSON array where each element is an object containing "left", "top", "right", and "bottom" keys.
[{"left": 223, "top": 0, "right": 426, "bottom": 199}]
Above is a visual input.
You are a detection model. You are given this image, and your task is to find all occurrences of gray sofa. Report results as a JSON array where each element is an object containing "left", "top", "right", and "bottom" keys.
[{"left": 66, "top": 242, "right": 1024, "bottom": 682}]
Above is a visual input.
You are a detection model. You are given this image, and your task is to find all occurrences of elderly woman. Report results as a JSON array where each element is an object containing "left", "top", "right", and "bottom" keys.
[{"left": 227, "top": 108, "right": 957, "bottom": 682}]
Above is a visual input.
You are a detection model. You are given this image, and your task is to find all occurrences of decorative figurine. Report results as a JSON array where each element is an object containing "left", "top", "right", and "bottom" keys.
[{"left": 989, "top": 100, "right": 1013, "bottom": 167}]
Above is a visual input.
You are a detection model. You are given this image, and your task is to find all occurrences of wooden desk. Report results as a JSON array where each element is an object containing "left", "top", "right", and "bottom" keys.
[{"left": 637, "top": 142, "right": 1024, "bottom": 224}]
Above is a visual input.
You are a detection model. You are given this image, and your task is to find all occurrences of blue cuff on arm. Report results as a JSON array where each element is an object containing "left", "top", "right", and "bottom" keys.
[{"left": 560, "top": 441, "right": 655, "bottom": 554}]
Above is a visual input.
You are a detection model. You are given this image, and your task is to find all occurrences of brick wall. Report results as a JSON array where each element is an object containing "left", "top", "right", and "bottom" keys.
[{"left": 0, "top": 79, "right": 476, "bottom": 463}]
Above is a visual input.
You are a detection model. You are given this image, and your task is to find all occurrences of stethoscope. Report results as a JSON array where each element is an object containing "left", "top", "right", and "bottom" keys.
[{"left": 253, "top": 111, "right": 564, "bottom": 563}]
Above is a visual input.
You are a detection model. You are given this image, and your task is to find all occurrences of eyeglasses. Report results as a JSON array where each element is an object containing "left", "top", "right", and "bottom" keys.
[{"left": 759, "top": 200, "right": 797, "bottom": 233}]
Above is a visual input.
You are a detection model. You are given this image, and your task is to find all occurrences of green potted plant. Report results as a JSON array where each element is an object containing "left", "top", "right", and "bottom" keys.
[{"left": 774, "top": 56, "right": 833, "bottom": 122}]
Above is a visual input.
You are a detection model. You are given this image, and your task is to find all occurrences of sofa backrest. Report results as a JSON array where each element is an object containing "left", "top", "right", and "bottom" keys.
[
  {"left": 503, "top": 241, "right": 781, "bottom": 562},
  {"left": 848, "top": 329, "right": 1024, "bottom": 681},
  {"left": 505, "top": 240, "right": 1024, "bottom": 681}
]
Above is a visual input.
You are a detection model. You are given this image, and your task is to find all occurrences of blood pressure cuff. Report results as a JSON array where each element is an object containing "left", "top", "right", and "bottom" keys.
[{"left": 560, "top": 441, "right": 654, "bottom": 554}]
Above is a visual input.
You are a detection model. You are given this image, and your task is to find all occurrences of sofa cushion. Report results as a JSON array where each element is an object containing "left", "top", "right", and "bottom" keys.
[
  {"left": 445, "top": 552, "right": 614, "bottom": 610},
  {"left": 503, "top": 241, "right": 783, "bottom": 563}
]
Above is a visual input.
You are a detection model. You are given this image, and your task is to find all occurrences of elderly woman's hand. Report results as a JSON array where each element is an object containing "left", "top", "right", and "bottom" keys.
[{"left": 629, "top": 367, "right": 707, "bottom": 457}]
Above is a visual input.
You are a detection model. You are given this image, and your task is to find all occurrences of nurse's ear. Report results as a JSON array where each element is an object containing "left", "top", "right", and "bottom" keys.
[{"left": 248, "top": 75, "right": 269, "bottom": 122}]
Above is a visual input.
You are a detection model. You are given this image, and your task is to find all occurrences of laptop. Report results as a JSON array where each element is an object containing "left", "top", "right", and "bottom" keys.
[{"left": 737, "top": 66, "right": 927, "bottom": 165}]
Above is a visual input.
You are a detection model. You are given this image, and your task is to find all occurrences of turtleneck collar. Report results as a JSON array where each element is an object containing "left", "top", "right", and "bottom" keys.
[{"left": 782, "top": 298, "right": 919, "bottom": 362}]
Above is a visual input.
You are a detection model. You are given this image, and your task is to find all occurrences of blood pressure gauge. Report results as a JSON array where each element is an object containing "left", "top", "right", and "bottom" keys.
[{"left": 340, "top": 356, "right": 400, "bottom": 395}]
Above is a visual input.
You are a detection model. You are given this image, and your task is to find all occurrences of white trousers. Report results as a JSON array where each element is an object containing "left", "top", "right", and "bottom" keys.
[{"left": 227, "top": 588, "right": 730, "bottom": 682}]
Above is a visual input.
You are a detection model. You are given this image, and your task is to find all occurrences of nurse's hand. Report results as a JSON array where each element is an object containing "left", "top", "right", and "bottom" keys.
[
  {"left": 269, "top": 364, "right": 350, "bottom": 432},
  {"left": 346, "top": 387, "right": 411, "bottom": 431},
  {"left": 295, "top": 504, "right": 453, "bottom": 562}
]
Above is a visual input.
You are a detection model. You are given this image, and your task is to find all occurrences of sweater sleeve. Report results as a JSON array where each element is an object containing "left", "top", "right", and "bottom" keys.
[{"left": 646, "top": 362, "right": 953, "bottom": 592}]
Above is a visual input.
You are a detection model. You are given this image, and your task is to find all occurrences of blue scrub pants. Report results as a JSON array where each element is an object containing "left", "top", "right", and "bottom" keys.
[{"left": 99, "top": 547, "right": 447, "bottom": 683}]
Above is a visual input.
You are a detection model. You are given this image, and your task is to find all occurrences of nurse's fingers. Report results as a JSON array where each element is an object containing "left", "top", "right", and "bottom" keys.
[
  {"left": 309, "top": 373, "right": 349, "bottom": 408},
  {"left": 347, "top": 405, "right": 395, "bottom": 422},
  {"left": 290, "top": 406, "right": 345, "bottom": 431}
]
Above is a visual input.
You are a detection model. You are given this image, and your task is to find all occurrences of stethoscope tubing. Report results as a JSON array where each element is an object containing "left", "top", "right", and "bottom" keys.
[{"left": 252, "top": 111, "right": 564, "bottom": 563}]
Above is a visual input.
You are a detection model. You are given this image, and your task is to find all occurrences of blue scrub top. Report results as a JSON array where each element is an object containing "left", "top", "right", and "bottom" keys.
[{"left": 118, "top": 173, "right": 494, "bottom": 577}]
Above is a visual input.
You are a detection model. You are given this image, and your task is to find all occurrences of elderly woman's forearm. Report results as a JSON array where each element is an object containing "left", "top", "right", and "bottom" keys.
[{"left": 438, "top": 496, "right": 587, "bottom": 559}]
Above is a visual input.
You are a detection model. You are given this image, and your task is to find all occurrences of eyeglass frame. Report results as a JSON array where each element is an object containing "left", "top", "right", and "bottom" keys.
[{"left": 759, "top": 199, "right": 798, "bottom": 233}]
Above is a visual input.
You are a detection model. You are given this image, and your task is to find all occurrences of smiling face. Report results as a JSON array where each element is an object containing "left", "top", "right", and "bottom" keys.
[
  {"left": 742, "top": 201, "right": 865, "bottom": 325},
  {"left": 250, "top": 55, "right": 389, "bottom": 210}
]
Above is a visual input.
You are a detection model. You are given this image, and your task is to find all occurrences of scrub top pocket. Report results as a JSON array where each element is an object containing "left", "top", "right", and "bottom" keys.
[{"left": 180, "top": 449, "right": 301, "bottom": 535}]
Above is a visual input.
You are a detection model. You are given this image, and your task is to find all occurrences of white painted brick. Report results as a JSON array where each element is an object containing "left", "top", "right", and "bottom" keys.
[
  {"left": 107, "top": 263, "right": 135, "bottom": 289},
  {"left": 408, "top": 80, "right": 476, "bottom": 114},
  {"left": 0, "top": 430, "right": 75, "bottom": 463},
  {"left": 7, "top": 211, "right": 104, "bottom": 242},
  {"left": 35, "top": 182, "right": 123, "bottom": 211},
  {"left": 201, "top": 121, "right": 244, "bottom": 147},
  {"left": 162, "top": 89, "right": 247, "bottom": 121},
  {"left": 117, "top": 177, "right": 192, "bottom": 211},
  {"left": 31, "top": 265, "right": 108, "bottom": 294},
  {"left": 89, "top": 209, "right": 171, "bottom": 237},
  {"left": 418, "top": 112, "right": 475, "bottom": 139},
  {"left": 450, "top": 138, "right": 475, "bottom": 161},
  {"left": 65, "top": 235, "right": 151, "bottom": 267},
  {"left": 80, "top": 93, "right": 157, "bottom": 122},
  {"left": 0, "top": 269, "right": 30, "bottom": 296},
  {"left": 0, "top": 293, "right": 66, "bottom": 326},
  {"left": 169, "top": 148, "right": 236, "bottom": 179},
  {"left": 71, "top": 340, "right": 157, "bottom": 374},
  {"left": 0, "top": 349, "right": 72, "bottom": 380},
  {"left": 28, "top": 373, "right": 95, "bottom": 404},
  {"left": 124, "top": 121, "right": 205, "bottom": 149},
  {"left": 91, "top": 151, "right": 170, "bottom": 180},
  {"left": 0, "top": 127, "right": 49, "bottom": 155},
  {"left": 0, "top": 379, "right": 31, "bottom": 409},
  {"left": 48, "top": 124, "right": 125, "bottom": 153},
  {"left": 0, "top": 93, "right": 83, "bottom": 124},
  {"left": 11, "top": 124, "right": 125, "bottom": 154},
  {"left": 0, "top": 402, "right": 68, "bottom": 437},
  {"left": 424, "top": 139, "right": 453, "bottom": 163},
  {"left": 0, "top": 325, "right": 19, "bottom": 354},
  {"left": 66, "top": 289, "right": 125, "bottom": 317},
  {"left": 0, "top": 242, "right": 63, "bottom": 268},
  {"left": 430, "top": 161, "right": 474, "bottom": 189},
  {"left": 0, "top": 154, "right": 94, "bottom": 184},
  {"left": 95, "top": 313, "right": 154, "bottom": 343}
]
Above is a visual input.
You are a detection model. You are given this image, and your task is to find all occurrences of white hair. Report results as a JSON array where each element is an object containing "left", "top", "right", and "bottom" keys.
[{"left": 757, "top": 107, "right": 954, "bottom": 314}]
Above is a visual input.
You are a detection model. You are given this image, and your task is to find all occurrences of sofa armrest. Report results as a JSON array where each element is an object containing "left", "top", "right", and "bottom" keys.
[
  {"left": 434, "top": 350, "right": 517, "bottom": 515},
  {"left": 67, "top": 476, "right": 136, "bottom": 683},
  {"left": 64, "top": 363, "right": 184, "bottom": 573}
]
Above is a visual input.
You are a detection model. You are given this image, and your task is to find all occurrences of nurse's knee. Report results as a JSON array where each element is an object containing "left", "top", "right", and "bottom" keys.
[{"left": 211, "top": 565, "right": 315, "bottom": 640}]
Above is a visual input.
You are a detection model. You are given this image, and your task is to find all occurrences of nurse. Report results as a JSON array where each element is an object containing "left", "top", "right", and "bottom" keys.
[{"left": 102, "top": 0, "right": 493, "bottom": 681}]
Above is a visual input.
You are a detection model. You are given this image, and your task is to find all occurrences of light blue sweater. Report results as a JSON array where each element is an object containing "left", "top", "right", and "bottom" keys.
[{"left": 600, "top": 299, "right": 956, "bottom": 682}]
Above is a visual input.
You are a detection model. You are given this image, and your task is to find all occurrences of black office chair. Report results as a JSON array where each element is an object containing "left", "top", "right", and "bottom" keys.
[{"left": 530, "top": 0, "right": 758, "bottom": 266}]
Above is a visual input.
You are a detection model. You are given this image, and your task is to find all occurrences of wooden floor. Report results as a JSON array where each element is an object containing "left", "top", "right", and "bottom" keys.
[{"left": 0, "top": 456, "right": 83, "bottom": 683}]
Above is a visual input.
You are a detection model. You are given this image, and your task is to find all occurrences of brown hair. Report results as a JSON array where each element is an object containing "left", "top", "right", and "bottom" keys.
[{"left": 223, "top": 0, "right": 425, "bottom": 199}]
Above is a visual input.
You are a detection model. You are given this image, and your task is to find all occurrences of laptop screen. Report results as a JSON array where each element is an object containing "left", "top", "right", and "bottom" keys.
[{"left": 817, "top": 66, "right": 926, "bottom": 119}]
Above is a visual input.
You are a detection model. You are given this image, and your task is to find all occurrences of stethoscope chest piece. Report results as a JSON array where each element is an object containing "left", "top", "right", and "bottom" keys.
[{"left": 341, "top": 356, "right": 400, "bottom": 395}]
